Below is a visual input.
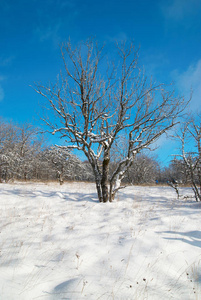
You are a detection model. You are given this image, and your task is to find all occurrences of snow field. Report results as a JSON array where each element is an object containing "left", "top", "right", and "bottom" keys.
[{"left": 0, "top": 182, "right": 201, "bottom": 299}]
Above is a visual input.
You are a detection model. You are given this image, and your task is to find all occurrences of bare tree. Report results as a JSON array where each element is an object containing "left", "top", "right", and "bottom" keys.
[
  {"left": 35, "top": 39, "right": 187, "bottom": 202},
  {"left": 175, "top": 114, "right": 201, "bottom": 201},
  {"left": 0, "top": 119, "right": 44, "bottom": 182},
  {"left": 15, "top": 123, "right": 43, "bottom": 181},
  {"left": 41, "top": 146, "right": 85, "bottom": 184},
  {"left": 165, "top": 158, "right": 189, "bottom": 185},
  {"left": 0, "top": 119, "right": 19, "bottom": 182},
  {"left": 124, "top": 153, "right": 160, "bottom": 184}
]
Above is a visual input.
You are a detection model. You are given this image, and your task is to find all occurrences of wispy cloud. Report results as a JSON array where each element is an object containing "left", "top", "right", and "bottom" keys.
[
  {"left": 0, "top": 75, "right": 6, "bottom": 81},
  {"left": 172, "top": 59, "right": 201, "bottom": 111},
  {"left": 0, "top": 76, "right": 6, "bottom": 102},
  {"left": 160, "top": 0, "right": 200, "bottom": 21},
  {"left": 59, "top": 0, "right": 76, "bottom": 9},
  {"left": 0, "top": 56, "right": 15, "bottom": 67},
  {"left": 34, "top": 23, "right": 61, "bottom": 47},
  {"left": 142, "top": 52, "right": 169, "bottom": 80},
  {"left": 32, "top": 0, "right": 78, "bottom": 48},
  {"left": 105, "top": 32, "right": 128, "bottom": 43},
  {"left": 0, "top": 86, "right": 4, "bottom": 102}
]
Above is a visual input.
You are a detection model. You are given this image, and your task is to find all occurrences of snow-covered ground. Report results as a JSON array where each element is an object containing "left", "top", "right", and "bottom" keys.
[{"left": 0, "top": 182, "right": 201, "bottom": 300}]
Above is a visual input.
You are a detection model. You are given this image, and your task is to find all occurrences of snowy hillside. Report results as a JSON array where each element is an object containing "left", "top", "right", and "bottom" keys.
[{"left": 0, "top": 182, "right": 201, "bottom": 300}]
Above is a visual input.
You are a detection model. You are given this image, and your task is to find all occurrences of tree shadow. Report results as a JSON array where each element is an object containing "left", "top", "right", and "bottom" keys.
[
  {"left": 121, "top": 186, "right": 201, "bottom": 216},
  {"left": 0, "top": 186, "right": 99, "bottom": 203},
  {"left": 157, "top": 230, "right": 201, "bottom": 249}
]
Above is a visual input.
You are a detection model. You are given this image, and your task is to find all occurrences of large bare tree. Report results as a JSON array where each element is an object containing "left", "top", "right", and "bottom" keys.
[{"left": 35, "top": 39, "right": 187, "bottom": 202}]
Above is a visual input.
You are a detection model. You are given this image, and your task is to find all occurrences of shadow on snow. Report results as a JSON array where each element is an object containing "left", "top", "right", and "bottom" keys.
[{"left": 158, "top": 230, "right": 201, "bottom": 249}]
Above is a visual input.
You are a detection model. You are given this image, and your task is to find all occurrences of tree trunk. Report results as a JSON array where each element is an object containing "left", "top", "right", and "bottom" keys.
[
  {"left": 91, "top": 161, "right": 103, "bottom": 202},
  {"left": 0, "top": 166, "right": 2, "bottom": 183},
  {"left": 109, "top": 176, "right": 121, "bottom": 202},
  {"left": 109, "top": 182, "right": 115, "bottom": 202},
  {"left": 192, "top": 182, "right": 201, "bottom": 201},
  {"left": 101, "top": 151, "right": 110, "bottom": 202},
  {"left": 95, "top": 180, "right": 103, "bottom": 202},
  {"left": 101, "top": 179, "right": 108, "bottom": 202}
]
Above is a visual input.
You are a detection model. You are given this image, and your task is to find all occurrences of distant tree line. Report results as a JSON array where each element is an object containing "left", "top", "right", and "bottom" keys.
[
  {"left": 0, "top": 118, "right": 90, "bottom": 183},
  {"left": 0, "top": 118, "right": 163, "bottom": 184},
  {"left": 0, "top": 115, "right": 200, "bottom": 202}
]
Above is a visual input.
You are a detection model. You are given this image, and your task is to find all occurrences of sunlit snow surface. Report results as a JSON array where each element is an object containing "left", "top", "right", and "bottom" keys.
[{"left": 0, "top": 182, "right": 201, "bottom": 300}]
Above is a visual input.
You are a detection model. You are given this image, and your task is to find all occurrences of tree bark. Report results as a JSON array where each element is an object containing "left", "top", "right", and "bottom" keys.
[
  {"left": 95, "top": 180, "right": 103, "bottom": 202},
  {"left": 101, "top": 151, "right": 110, "bottom": 202},
  {"left": 0, "top": 166, "right": 2, "bottom": 183}
]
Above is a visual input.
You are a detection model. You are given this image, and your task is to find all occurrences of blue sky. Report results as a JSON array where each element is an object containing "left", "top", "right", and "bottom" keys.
[{"left": 0, "top": 0, "right": 201, "bottom": 165}]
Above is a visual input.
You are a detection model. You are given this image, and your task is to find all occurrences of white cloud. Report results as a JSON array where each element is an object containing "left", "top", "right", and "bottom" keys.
[{"left": 172, "top": 60, "right": 201, "bottom": 111}]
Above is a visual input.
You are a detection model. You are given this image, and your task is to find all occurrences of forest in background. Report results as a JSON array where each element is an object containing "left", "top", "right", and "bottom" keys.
[{"left": 0, "top": 117, "right": 197, "bottom": 187}]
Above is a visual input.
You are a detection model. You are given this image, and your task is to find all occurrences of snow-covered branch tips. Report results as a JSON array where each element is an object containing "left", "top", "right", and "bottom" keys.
[{"left": 35, "top": 39, "right": 188, "bottom": 202}]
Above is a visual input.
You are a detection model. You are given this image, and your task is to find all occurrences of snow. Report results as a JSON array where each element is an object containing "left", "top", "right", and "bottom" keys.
[{"left": 0, "top": 182, "right": 201, "bottom": 300}]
